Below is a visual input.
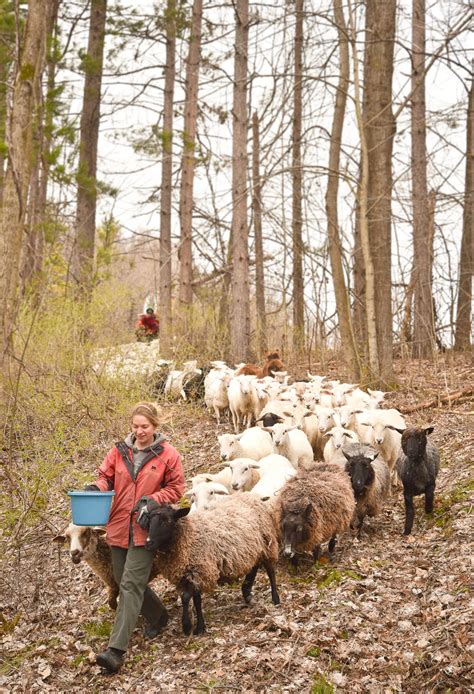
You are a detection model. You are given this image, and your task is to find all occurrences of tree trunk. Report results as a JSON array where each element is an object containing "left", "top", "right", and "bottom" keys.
[
  {"left": 454, "top": 67, "right": 473, "bottom": 351},
  {"left": 362, "top": 0, "right": 397, "bottom": 382},
  {"left": 292, "top": 0, "right": 304, "bottom": 353},
  {"left": 230, "top": 0, "right": 250, "bottom": 362},
  {"left": 159, "top": 0, "right": 177, "bottom": 355},
  {"left": 252, "top": 111, "right": 266, "bottom": 358},
  {"left": 411, "top": 0, "right": 435, "bottom": 358},
  {"left": 325, "top": 0, "right": 360, "bottom": 380},
  {"left": 73, "top": 0, "right": 107, "bottom": 294},
  {"left": 23, "top": 0, "right": 59, "bottom": 289},
  {"left": 178, "top": 0, "right": 203, "bottom": 306},
  {"left": 0, "top": 0, "right": 49, "bottom": 374}
]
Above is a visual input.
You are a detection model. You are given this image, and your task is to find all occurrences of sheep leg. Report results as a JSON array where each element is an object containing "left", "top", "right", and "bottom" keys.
[
  {"left": 425, "top": 485, "right": 435, "bottom": 514},
  {"left": 263, "top": 561, "right": 280, "bottom": 605},
  {"left": 192, "top": 591, "right": 206, "bottom": 635},
  {"left": 181, "top": 589, "right": 193, "bottom": 635},
  {"left": 108, "top": 586, "right": 119, "bottom": 610},
  {"left": 328, "top": 536, "right": 337, "bottom": 554},
  {"left": 403, "top": 493, "right": 415, "bottom": 535},
  {"left": 241, "top": 565, "right": 259, "bottom": 604},
  {"left": 312, "top": 545, "right": 321, "bottom": 561}
]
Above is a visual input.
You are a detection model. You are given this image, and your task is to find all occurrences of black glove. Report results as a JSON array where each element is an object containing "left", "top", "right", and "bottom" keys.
[
  {"left": 84, "top": 484, "right": 100, "bottom": 492},
  {"left": 132, "top": 497, "right": 160, "bottom": 530}
]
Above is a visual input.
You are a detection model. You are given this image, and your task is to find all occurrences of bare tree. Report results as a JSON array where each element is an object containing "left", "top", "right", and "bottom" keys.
[
  {"left": 159, "top": 0, "right": 177, "bottom": 355},
  {"left": 252, "top": 111, "right": 266, "bottom": 358},
  {"left": 178, "top": 0, "right": 203, "bottom": 306},
  {"left": 230, "top": 0, "right": 250, "bottom": 361},
  {"left": 73, "top": 0, "right": 107, "bottom": 294},
  {"left": 292, "top": 0, "right": 304, "bottom": 353},
  {"left": 454, "top": 66, "right": 473, "bottom": 350},
  {"left": 361, "top": 0, "right": 397, "bottom": 381},
  {"left": 0, "top": 0, "right": 49, "bottom": 373},
  {"left": 325, "top": 0, "right": 360, "bottom": 379},
  {"left": 411, "top": 0, "right": 435, "bottom": 358}
]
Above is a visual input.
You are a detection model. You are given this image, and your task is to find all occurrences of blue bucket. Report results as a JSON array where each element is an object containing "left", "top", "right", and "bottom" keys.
[{"left": 68, "top": 491, "right": 115, "bottom": 526}]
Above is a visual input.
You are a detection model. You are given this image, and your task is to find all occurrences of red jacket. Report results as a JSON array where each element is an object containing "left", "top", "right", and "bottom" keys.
[
  {"left": 137, "top": 314, "right": 159, "bottom": 332},
  {"left": 92, "top": 439, "right": 184, "bottom": 548}
]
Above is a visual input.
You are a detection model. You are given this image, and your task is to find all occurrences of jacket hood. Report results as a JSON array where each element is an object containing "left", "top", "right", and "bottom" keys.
[{"left": 124, "top": 432, "right": 166, "bottom": 452}]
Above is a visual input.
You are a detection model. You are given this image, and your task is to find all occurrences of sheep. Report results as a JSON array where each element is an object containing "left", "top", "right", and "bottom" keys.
[
  {"left": 227, "top": 375, "right": 258, "bottom": 431},
  {"left": 393, "top": 426, "right": 440, "bottom": 535},
  {"left": 357, "top": 409, "right": 406, "bottom": 481},
  {"left": 342, "top": 444, "right": 391, "bottom": 535},
  {"left": 323, "top": 426, "right": 360, "bottom": 464},
  {"left": 165, "top": 362, "right": 202, "bottom": 400},
  {"left": 144, "top": 493, "right": 281, "bottom": 634},
  {"left": 278, "top": 462, "right": 355, "bottom": 564},
  {"left": 190, "top": 466, "right": 233, "bottom": 491},
  {"left": 53, "top": 525, "right": 119, "bottom": 609},
  {"left": 228, "top": 454, "right": 295, "bottom": 493},
  {"left": 263, "top": 422, "right": 313, "bottom": 469},
  {"left": 218, "top": 427, "right": 274, "bottom": 462},
  {"left": 204, "top": 372, "right": 232, "bottom": 424},
  {"left": 227, "top": 457, "right": 263, "bottom": 491},
  {"left": 251, "top": 464, "right": 296, "bottom": 501},
  {"left": 185, "top": 481, "right": 230, "bottom": 513}
]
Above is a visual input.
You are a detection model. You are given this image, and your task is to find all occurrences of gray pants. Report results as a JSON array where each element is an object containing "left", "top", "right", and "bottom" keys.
[{"left": 108, "top": 545, "right": 167, "bottom": 652}]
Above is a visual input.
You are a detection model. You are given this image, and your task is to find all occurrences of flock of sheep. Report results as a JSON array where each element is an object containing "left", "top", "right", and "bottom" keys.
[{"left": 57, "top": 351, "right": 441, "bottom": 638}]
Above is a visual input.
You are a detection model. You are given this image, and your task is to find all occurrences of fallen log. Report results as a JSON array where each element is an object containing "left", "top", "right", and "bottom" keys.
[{"left": 399, "top": 386, "right": 473, "bottom": 414}]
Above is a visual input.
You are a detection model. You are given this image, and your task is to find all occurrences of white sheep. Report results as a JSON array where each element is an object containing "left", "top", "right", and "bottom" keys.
[
  {"left": 227, "top": 375, "right": 258, "bottom": 431},
  {"left": 322, "top": 425, "right": 360, "bottom": 464},
  {"left": 204, "top": 372, "right": 231, "bottom": 424},
  {"left": 185, "top": 481, "right": 230, "bottom": 513},
  {"left": 263, "top": 423, "right": 314, "bottom": 468},
  {"left": 218, "top": 427, "right": 274, "bottom": 462},
  {"left": 251, "top": 456, "right": 297, "bottom": 500},
  {"left": 165, "top": 362, "right": 202, "bottom": 400},
  {"left": 190, "top": 466, "right": 233, "bottom": 491},
  {"left": 228, "top": 453, "right": 294, "bottom": 493},
  {"left": 357, "top": 409, "right": 406, "bottom": 482}
]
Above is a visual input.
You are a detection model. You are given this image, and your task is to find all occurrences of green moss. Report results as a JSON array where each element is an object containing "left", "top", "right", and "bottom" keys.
[
  {"left": 317, "top": 569, "right": 361, "bottom": 589},
  {"left": 311, "top": 675, "right": 334, "bottom": 694},
  {"left": 306, "top": 646, "right": 321, "bottom": 658},
  {"left": 84, "top": 618, "right": 112, "bottom": 639}
]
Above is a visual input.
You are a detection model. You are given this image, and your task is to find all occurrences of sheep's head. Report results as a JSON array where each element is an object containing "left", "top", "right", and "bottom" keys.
[
  {"left": 53, "top": 524, "right": 106, "bottom": 564},
  {"left": 343, "top": 451, "right": 378, "bottom": 499},
  {"left": 145, "top": 505, "right": 190, "bottom": 552},
  {"left": 218, "top": 433, "right": 239, "bottom": 461},
  {"left": 256, "top": 412, "right": 284, "bottom": 428},
  {"left": 228, "top": 458, "right": 261, "bottom": 491},
  {"left": 397, "top": 426, "right": 433, "bottom": 458},
  {"left": 280, "top": 503, "right": 312, "bottom": 557}
]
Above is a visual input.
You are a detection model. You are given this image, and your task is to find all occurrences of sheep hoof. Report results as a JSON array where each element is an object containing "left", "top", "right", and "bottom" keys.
[{"left": 193, "top": 624, "right": 205, "bottom": 635}]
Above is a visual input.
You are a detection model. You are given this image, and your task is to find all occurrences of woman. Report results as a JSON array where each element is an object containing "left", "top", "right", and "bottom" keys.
[{"left": 86, "top": 401, "right": 184, "bottom": 673}]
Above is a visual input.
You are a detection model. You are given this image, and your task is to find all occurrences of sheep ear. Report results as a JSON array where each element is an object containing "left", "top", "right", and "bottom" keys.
[
  {"left": 262, "top": 427, "right": 274, "bottom": 433},
  {"left": 302, "top": 410, "right": 313, "bottom": 418},
  {"left": 386, "top": 425, "right": 405, "bottom": 434},
  {"left": 342, "top": 450, "right": 352, "bottom": 461},
  {"left": 255, "top": 416, "right": 263, "bottom": 422},
  {"left": 215, "top": 489, "right": 229, "bottom": 496},
  {"left": 359, "top": 422, "right": 370, "bottom": 427},
  {"left": 249, "top": 463, "right": 261, "bottom": 469},
  {"left": 235, "top": 432, "right": 244, "bottom": 440},
  {"left": 174, "top": 507, "right": 191, "bottom": 520},
  {"left": 424, "top": 426, "right": 434, "bottom": 435},
  {"left": 367, "top": 451, "right": 379, "bottom": 461},
  {"left": 92, "top": 527, "right": 107, "bottom": 537},
  {"left": 52, "top": 534, "right": 66, "bottom": 544},
  {"left": 282, "top": 412, "right": 293, "bottom": 418},
  {"left": 304, "top": 503, "right": 312, "bottom": 518},
  {"left": 184, "top": 490, "right": 195, "bottom": 500}
]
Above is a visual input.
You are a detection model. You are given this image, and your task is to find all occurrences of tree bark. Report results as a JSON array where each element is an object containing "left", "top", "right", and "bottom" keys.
[
  {"left": 454, "top": 67, "right": 473, "bottom": 350},
  {"left": 348, "top": 1, "right": 379, "bottom": 378},
  {"left": 159, "top": 0, "right": 177, "bottom": 355},
  {"left": 73, "top": 0, "right": 107, "bottom": 294},
  {"left": 178, "top": 0, "right": 203, "bottom": 306},
  {"left": 411, "top": 0, "right": 435, "bottom": 358},
  {"left": 230, "top": 0, "right": 250, "bottom": 362},
  {"left": 252, "top": 111, "right": 266, "bottom": 358},
  {"left": 326, "top": 0, "right": 360, "bottom": 380},
  {"left": 0, "top": 0, "right": 49, "bottom": 374},
  {"left": 292, "top": 0, "right": 304, "bottom": 353},
  {"left": 361, "top": 0, "right": 397, "bottom": 382}
]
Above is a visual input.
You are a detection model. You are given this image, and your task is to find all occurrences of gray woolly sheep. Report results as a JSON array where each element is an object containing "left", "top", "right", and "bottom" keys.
[
  {"left": 278, "top": 462, "right": 355, "bottom": 565},
  {"left": 342, "top": 443, "right": 390, "bottom": 534},
  {"left": 393, "top": 426, "right": 440, "bottom": 535},
  {"left": 144, "top": 493, "right": 280, "bottom": 635}
]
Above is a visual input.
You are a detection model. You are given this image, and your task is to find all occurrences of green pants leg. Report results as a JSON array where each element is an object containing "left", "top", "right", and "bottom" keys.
[{"left": 109, "top": 545, "right": 165, "bottom": 652}]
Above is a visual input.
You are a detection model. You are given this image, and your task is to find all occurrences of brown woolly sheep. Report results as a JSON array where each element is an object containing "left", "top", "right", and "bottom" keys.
[
  {"left": 278, "top": 462, "right": 355, "bottom": 565},
  {"left": 144, "top": 493, "right": 280, "bottom": 635}
]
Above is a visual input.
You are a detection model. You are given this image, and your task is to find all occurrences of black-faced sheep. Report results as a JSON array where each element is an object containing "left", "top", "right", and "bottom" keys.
[
  {"left": 342, "top": 443, "right": 390, "bottom": 535},
  {"left": 144, "top": 493, "right": 280, "bottom": 635},
  {"left": 393, "top": 426, "right": 440, "bottom": 535},
  {"left": 278, "top": 462, "right": 355, "bottom": 565}
]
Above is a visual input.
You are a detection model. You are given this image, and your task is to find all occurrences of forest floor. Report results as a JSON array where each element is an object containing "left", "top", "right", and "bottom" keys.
[{"left": 0, "top": 353, "right": 473, "bottom": 693}]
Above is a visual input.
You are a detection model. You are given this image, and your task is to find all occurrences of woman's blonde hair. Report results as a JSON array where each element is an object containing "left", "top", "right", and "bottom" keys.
[{"left": 131, "top": 401, "right": 161, "bottom": 427}]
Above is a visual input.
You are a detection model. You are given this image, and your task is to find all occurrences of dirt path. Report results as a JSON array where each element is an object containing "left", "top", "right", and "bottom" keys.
[{"left": 1, "top": 356, "right": 472, "bottom": 693}]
